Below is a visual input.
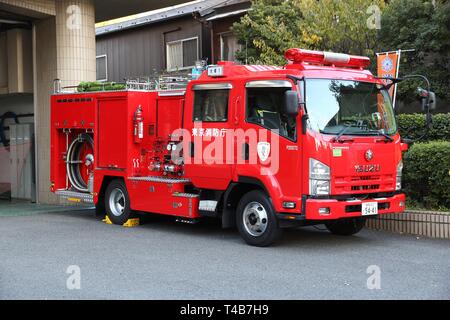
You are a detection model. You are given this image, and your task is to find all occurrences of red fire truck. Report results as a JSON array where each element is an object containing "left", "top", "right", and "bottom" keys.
[{"left": 51, "top": 48, "right": 409, "bottom": 246}]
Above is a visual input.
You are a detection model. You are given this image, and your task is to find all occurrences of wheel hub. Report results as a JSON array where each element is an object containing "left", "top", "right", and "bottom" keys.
[
  {"left": 243, "top": 201, "right": 268, "bottom": 237},
  {"left": 109, "top": 188, "right": 126, "bottom": 217}
]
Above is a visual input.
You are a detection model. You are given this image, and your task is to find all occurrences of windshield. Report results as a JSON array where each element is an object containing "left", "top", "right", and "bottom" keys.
[{"left": 304, "top": 79, "right": 397, "bottom": 136}]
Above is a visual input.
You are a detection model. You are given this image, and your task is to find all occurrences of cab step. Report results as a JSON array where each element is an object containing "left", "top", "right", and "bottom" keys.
[
  {"left": 172, "top": 192, "right": 199, "bottom": 198},
  {"left": 198, "top": 200, "right": 219, "bottom": 217},
  {"left": 171, "top": 192, "right": 200, "bottom": 219},
  {"left": 175, "top": 218, "right": 199, "bottom": 224}
]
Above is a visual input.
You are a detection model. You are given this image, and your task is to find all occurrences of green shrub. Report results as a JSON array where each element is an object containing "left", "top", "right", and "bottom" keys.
[
  {"left": 397, "top": 113, "right": 450, "bottom": 142},
  {"left": 403, "top": 141, "right": 450, "bottom": 209}
]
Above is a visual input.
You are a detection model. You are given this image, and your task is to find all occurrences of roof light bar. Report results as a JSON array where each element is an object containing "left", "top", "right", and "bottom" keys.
[{"left": 285, "top": 48, "right": 371, "bottom": 69}]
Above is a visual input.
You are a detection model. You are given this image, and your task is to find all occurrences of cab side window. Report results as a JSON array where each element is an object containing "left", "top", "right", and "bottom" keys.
[
  {"left": 193, "top": 89, "right": 229, "bottom": 122},
  {"left": 246, "top": 87, "right": 297, "bottom": 140}
]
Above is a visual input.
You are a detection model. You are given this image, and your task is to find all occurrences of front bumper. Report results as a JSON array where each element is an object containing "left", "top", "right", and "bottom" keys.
[{"left": 304, "top": 193, "right": 406, "bottom": 220}]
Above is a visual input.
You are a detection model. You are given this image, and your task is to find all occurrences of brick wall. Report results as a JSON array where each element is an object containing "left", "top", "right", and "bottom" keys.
[{"left": 366, "top": 211, "right": 450, "bottom": 239}]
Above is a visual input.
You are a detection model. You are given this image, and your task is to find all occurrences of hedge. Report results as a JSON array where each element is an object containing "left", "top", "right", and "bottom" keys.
[
  {"left": 397, "top": 113, "right": 450, "bottom": 142},
  {"left": 403, "top": 141, "right": 450, "bottom": 209}
]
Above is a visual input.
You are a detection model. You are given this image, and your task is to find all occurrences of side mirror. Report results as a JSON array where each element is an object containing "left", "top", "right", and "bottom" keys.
[
  {"left": 283, "top": 90, "right": 299, "bottom": 116},
  {"left": 428, "top": 91, "right": 436, "bottom": 111},
  {"left": 418, "top": 87, "right": 437, "bottom": 111}
]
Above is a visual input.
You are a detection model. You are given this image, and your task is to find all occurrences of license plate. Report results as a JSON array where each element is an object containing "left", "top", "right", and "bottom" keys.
[{"left": 362, "top": 202, "right": 378, "bottom": 216}]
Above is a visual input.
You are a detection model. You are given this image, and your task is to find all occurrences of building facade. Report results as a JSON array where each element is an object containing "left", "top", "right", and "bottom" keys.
[
  {"left": 95, "top": 0, "right": 251, "bottom": 82},
  {"left": 0, "top": 0, "right": 187, "bottom": 204}
]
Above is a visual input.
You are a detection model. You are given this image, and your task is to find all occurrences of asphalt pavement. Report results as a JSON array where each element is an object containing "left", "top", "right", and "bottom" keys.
[{"left": 0, "top": 209, "right": 449, "bottom": 300}]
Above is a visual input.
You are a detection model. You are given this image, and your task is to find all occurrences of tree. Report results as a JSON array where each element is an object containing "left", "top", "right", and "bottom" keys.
[
  {"left": 232, "top": 0, "right": 309, "bottom": 65},
  {"left": 232, "top": 0, "right": 385, "bottom": 65},
  {"left": 378, "top": 0, "right": 450, "bottom": 101},
  {"left": 297, "top": 0, "right": 385, "bottom": 56}
]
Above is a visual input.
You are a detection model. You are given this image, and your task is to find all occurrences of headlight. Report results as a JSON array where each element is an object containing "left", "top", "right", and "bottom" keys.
[
  {"left": 309, "top": 179, "right": 331, "bottom": 196},
  {"left": 310, "top": 158, "right": 330, "bottom": 180},
  {"left": 309, "top": 158, "right": 331, "bottom": 195},
  {"left": 396, "top": 161, "right": 403, "bottom": 191}
]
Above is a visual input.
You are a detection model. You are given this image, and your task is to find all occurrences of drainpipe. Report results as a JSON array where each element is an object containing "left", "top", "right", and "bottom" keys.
[{"left": 192, "top": 11, "right": 214, "bottom": 64}]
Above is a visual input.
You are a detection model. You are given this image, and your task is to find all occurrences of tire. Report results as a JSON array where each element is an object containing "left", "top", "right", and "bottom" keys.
[
  {"left": 104, "top": 179, "right": 132, "bottom": 225},
  {"left": 236, "top": 190, "right": 282, "bottom": 247},
  {"left": 325, "top": 217, "right": 367, "bottom": 236}
]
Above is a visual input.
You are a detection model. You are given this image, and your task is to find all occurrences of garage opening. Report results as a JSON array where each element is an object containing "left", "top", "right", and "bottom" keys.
[{"left": 0, "top": 17, "right": 36, "bottom": 203}]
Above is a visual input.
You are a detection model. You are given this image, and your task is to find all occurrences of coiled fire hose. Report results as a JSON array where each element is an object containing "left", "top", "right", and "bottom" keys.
[{"left": 66, "top": 133, "right": 94, "bottom": 193}]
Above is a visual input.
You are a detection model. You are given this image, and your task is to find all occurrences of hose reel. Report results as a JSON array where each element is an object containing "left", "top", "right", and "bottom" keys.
[{"left": 66, "top": 133, "right": 94, "bottom": 193}]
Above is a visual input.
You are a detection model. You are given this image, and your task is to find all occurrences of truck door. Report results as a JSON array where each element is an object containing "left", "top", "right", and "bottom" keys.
[
  {"left": 183, "top": 83, "right": 234, "bottom": 190},
  {"left": 236, "top": 80, "right": 302, "bottom": 209}
]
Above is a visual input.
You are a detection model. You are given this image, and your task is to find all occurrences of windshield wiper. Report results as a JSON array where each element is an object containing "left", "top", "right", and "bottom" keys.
[
  {"left": 332, "top": 124, "right": 359, "bottom": 143},
  {"left": 331, "top": 125, "right": 393, "bottom": 143},
  {"left": 365, "top": 129, "right": 394, "bottom": 142}
]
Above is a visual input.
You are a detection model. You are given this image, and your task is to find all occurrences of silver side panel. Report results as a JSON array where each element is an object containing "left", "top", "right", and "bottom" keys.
[
  {"left": 9, "top": 123, "right": 36, "bottom": 201},
  {"left": 192, "top": 83, "right": 233, "bottom": 90},
  {"left": 128, "top": 176, "right": 191, "bottom": 184},
  {"left": 245, "top": 80, "right": 292, "bottom": 88},
  {"left": 55, "top": 190, "right": 94, "bottom": 204}
]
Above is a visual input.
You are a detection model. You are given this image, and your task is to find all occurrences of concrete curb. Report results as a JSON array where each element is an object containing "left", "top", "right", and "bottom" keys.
[
  {"left": 365, "top": 210, "right": 450, "bottom": 239},
  {"left": 0, "top": 202, "right": 93, "bottom": 217}
]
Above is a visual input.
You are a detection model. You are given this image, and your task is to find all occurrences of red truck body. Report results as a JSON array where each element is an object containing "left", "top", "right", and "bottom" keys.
[{"left": 50, "top": 49, "right": 406, "bottom": 246}]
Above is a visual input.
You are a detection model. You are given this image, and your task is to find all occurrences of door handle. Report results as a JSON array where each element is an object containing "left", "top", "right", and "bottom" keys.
[
  {"left": 242, "top": 143, "right": 249, "bottom": 161},
  {"left": 189, "top": 142, "right": 195, "bottom": 158},
  {"left": 235, "top": 96, "right": 241, "bottom": 125}
]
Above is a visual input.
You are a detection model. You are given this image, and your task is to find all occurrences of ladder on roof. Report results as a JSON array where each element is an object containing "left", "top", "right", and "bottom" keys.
[
  {"left": 53, "top": 74, "right": 193, "bottom": 94},
  {"left": 126, "top": 75, "right": 191, "bottom": 91}
]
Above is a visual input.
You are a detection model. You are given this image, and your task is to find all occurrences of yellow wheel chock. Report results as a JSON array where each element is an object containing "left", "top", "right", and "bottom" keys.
[{"left": 102, "top": 216, "right": 140, "bottom": 228}]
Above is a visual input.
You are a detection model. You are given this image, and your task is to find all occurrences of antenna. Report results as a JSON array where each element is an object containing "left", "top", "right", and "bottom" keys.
[{"left": 245, "top": 40, "right": 248, "bottom": 65}]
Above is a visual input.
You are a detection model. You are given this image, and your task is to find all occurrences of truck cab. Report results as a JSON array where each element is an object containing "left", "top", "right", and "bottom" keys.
[{"left": 182, "top": 49, "right": 405, "bottom": 245}]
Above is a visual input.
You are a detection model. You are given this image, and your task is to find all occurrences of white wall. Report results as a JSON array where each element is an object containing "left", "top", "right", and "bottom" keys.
[{"left": 0, "top": 94, "right": 34, "bottom": 186}]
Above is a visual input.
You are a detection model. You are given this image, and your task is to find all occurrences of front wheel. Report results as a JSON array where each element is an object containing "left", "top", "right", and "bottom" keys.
[
  {"left": 325, "top": 217, "right": 367, "bottom": 236},
  {"left": 105, "top": 179, "right": 132, "bottom": 225},
  {"left": 236, "top": 190, "right": 282, "bottom": 247}
]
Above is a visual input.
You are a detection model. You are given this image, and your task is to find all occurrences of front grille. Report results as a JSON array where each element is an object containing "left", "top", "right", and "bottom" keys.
[
  {"left": 351, "top": 184, "right": 380, "bottom": 191},
  {"left": 335, "top": 174, "right": 394, "bottom": 194},
  {"left": 352, "top": 176, "right": 380, "bottom": 181}
]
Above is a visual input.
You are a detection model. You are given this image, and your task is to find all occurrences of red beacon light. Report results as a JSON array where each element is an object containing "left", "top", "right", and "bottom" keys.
[{"left": 285, "top": 48, "right": 371, "bottom": 69}]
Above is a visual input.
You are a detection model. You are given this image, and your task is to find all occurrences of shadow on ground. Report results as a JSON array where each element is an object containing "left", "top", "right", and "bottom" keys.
[
  {"left": 44, "top": 207, "right": 387, "bottom": 250},
  {"left": 0, "top": 200, "right": 93, "bottom": 217}
]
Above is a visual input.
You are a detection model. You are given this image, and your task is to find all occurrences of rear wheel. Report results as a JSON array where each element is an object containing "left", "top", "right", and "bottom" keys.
[
  {"left": 325, "top": 217, "right": 367, "bottom": 236},
  {"left": 105, "top": 179, "right": 132, "bottom": 225},
  {"left": 236, "top": 190, "right": 282, "bottom": 247}
]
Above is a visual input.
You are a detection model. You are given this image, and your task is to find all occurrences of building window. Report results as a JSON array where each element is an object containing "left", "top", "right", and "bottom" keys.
[
  {"left": 193, "top": 89, "right": 229, "bottom": 122},
  {"left": 96, "top": 55, "right": 108, "bottom": 82},
  {"left": 166, "top": 37, "right": 199, "bottom": 71},
  {"left": 220, "top": 32, "right": 241, "bottom": 62}
]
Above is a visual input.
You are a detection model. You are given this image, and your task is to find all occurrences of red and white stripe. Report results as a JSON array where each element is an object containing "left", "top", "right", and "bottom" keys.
[{"left": 244, "top": 65, "right": 282, "bottom": 72}]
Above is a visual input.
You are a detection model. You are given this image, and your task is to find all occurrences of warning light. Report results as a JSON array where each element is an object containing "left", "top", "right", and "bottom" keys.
[{"left": 285, "top": 48, "right": 371, "bottom": 69}]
